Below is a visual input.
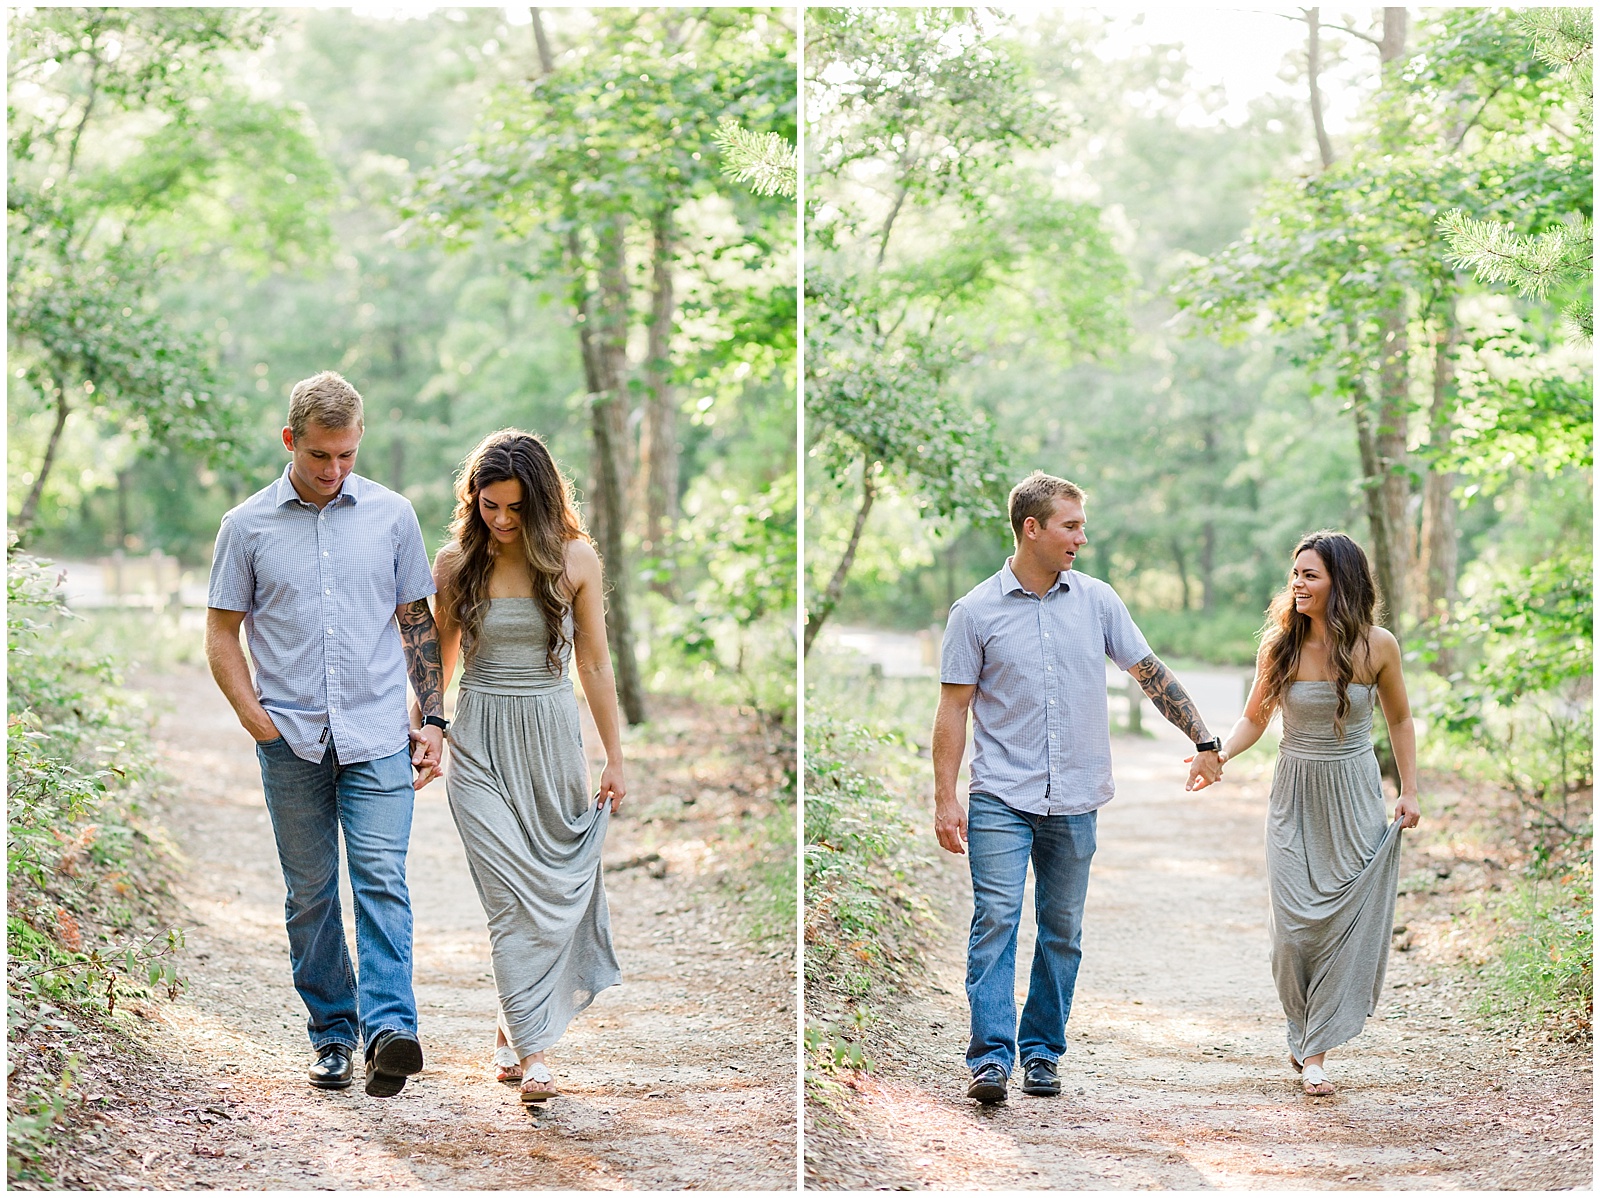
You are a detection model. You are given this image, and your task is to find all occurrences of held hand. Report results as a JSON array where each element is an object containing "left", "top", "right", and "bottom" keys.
[
  {"left": 1394, "top": 792, "right": 1421, "bottom": 830},
  {"left": 1184, "top": 749, "right": 1225, "bottom": 792},
  {"left": 410, "top": 725, "right": 444, "bottom": 790},
  {"left": 596, "top": 762, "right": 626, "bottom": 814},
  {"left": 934, "top": 796, "right": 969, "bottom": 855}
]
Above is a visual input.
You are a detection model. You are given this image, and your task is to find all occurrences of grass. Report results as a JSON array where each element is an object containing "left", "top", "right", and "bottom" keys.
[{"left": 1474, "top": 861, "right": 1593, "bottom": 1040}]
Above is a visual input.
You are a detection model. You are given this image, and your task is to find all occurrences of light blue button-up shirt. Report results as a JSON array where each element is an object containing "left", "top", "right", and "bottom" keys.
[
  {"left": 207, "top": 466, "right": 436, "bottom": 764},
  {"left": 940, "top": 560, "right": 1152, "bottom": 816}
]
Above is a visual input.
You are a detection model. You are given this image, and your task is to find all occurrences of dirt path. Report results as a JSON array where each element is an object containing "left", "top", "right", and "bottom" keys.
[
  {"left": 805, "top": 714, "right": 1592, "bottom": 1190},
  {"left": 80, "top": 663, "right": 795, "bottom": 1190}
]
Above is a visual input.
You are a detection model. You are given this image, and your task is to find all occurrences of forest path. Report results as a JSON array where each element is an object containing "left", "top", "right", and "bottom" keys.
[
  {"left": 805, "top": 715, "right": 1592, "bottom": 1190},
  {"left": 94, "top": 662, "right": 794, "bottom": 1191}
]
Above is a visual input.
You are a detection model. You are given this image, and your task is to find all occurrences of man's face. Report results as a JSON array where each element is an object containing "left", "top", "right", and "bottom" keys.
[
  {"left": 1026, "top": 496, "right": 1088, "bottom": 572},
  {"left": 282, "top": 420, "right": 361, "bottom": 505}
]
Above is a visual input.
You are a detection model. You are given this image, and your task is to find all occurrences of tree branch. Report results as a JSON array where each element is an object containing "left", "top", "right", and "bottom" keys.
[{"left": 804, "top": 455, "right": 877, "bottom": 656}]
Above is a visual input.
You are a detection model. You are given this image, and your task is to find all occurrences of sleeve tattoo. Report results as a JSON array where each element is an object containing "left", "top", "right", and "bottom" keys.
[
  {"left": 397, "top": 599, "right": 444, "bottom": 719},
  {"left": 1128, "top": 653, "right": 1212, "bottom": 744}
]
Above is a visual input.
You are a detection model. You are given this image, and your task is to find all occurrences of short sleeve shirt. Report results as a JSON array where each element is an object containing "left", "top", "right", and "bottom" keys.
[
  {"left": 941, "top": 560, "right": 1152, "bottom": 815},
  {"left": 207, "top": 467, "right": 436, "bottom": 764}
]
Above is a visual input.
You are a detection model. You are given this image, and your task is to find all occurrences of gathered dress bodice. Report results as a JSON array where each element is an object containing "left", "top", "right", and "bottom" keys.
[
  {"left": 460, "top": 597, "right": 574, "bottom": 697},
  {"left": 1278, "top": 680, "right": 1377, "bottom": 762}
]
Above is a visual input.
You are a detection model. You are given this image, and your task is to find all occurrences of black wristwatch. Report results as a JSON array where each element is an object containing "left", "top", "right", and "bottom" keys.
[
  {"left": 1194, "top": 737, "right": 1223, "bottom": 754},
  {"left": 422, "top": 714, "right": 450, "bottom": 733}
]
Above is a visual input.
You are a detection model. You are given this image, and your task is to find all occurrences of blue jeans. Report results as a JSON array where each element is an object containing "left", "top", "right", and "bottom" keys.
[
  {"left": 965, "top": 792, "right": 1097, "bottom": 1074},
  {"left": 255, "top": 738, "right": 418, "bottom": 1052}
]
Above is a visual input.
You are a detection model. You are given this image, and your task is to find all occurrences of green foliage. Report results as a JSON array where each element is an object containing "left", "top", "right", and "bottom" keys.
[
  {"left": 646, "top": 471, "right": 797, "bottom": 727},
  {"left": 1440, "top": 211, "right": 1593, "bottom": 341},
  {"left": 803, "top": 706, "right": 933, "bottom": 1001},
  {"left": 1423, "top": 550, "right": 1593, "bottom": 847},
  {"left": 806, "top": 8, "right": 1130, "bottom": 646},
  {"left": 715, "top": 118, "right": 797, "bottom": 199},
  {"left": 1474, "top": 863, "right": 1592, "bottom": 1042},
  {"left": 6, "top": 545, "right": 186, "bottom": 1179},
  {"left": 7, "top": 7, "right": 337, "bottom": 533},
  {"left": 1131, "top": 608, "right": 1265, "bottom": 669}
]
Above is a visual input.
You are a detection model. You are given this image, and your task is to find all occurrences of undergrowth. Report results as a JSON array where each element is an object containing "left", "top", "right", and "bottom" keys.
[
  {"left": 6, "top": 546, "right": 187, "bottom": 1186},
  {"left": 1474, "top": 858, "right": 1593, "bottom": 1041},
  {"left": 803, "top": 699, "right": 938, "bottom": 1086}
]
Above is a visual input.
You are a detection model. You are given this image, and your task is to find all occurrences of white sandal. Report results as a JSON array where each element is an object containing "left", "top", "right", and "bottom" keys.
[
  {"left": 520, "top": 1061, "right": 557, "bottom": 1105},
  {"left": 493, "top": 1046, "right": 521, "bottom": 1084},
  {"left": 1301, "top": 1063, "right": 1334, "bottom": 1096}
]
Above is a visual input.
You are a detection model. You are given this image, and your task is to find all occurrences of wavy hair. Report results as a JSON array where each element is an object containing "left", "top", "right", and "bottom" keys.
[
  {"left": 444, "top": 429, "right": 589, "bottom": 673},
  {"left": 1256, "top": 530, "right": 1381, "bottom": 738}
]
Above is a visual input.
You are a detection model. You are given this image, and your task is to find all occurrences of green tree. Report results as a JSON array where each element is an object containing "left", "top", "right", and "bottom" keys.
[
  {"left": 805, "top": 7, "right": 1129, "bottom": 653},
  {"left": 7, "top": 8, "right": 334, "bottom": 537},
  {"left": 410, "top": 8, "right": 795, "bottom": 723}
]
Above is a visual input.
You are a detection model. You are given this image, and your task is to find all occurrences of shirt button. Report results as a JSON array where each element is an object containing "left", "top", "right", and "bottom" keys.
[
  {"left": 328, "top": 668, "right": 336, "bottom": 675},
  {"left": 1043, "top": 633, "right": 1050, "bottom": 639},
  {"left": 326, "top": 628, "right": 334, "bottom": 635},
  {"left": 330, "top": 707, "right": 337, "bottom": 714},
  {"left": 322, "top": 551, "right": 329, "bottom": 557},
  {"left": 324, "top": 588, "right": 331, "bottom": 595},
  {"left": 1049, "top": 699, "right": 1055, "bottom": 705}
]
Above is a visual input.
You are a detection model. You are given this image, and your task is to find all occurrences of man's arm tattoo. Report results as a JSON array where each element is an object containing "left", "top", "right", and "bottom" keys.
[
  {"left": 1128, "top": 653, "right": 1212, "bottom": 744},
  {"left": 397, "top": 599, "right": 444, "bottom": 719}
]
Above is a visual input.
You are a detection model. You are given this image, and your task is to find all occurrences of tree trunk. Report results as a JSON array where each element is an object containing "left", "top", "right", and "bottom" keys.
[
  {"left": 1352, "top": 397, "right": 1401, "bottom": 637},
  {"left": 1418, "top": 295, "right": 1460, "bottom": 667},
  {"left": 1199, "top": 520, "right": 1216, "bottom": 611},
  {"left": 1306, "top": 9, "right": 1336, "bottom": 169},
  {"left": 639, "top": 206, "right": 678, "bottom": 585},
  {"left": 536, "top": 8, "right": 646, "bottom": 725},
  {"left": 804, "top": 454, "right": 876, "bottom": 657},
  {"left": 1171, "top": 536, "right": 1191, "bottom": 612},
  {"left": 15, "top": 373, "right": 71, "bottom": 537},
  {"left": 1375, "top": 307, "right": 1412, "bottom": 625}
]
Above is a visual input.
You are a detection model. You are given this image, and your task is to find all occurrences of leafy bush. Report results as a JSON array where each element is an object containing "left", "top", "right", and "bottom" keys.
[
  {"left": 803, "top": 705, "right": 935, "bottom": 1003},
  {"left": 6, "top": 545, "right": 185, "bottom": 1184},
  {"left": 642, "top": 472, "right": 796, "bottom": 732},
  {"left": 1475, "top": 862, "right": 1592, "bottom": 1041},
  {"left": 1422, "top": 551, "right": 1593, "bottom": 849}
]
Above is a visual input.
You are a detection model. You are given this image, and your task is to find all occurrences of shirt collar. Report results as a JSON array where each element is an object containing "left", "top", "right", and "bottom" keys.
[
  {"left": 272, "top": 464, "right": 362, "bottom": 509},
  {"left": 1001, "top": 558, "right": 1071, "bottom": 598}
]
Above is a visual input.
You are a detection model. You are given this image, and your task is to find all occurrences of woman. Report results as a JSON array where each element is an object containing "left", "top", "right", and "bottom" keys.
[
  {"left": 416, "top": 429, "right": 625, "bottom": 1106},
  {"left": 1200, "top": 531, "right": 1420, "bottom": 1097}
]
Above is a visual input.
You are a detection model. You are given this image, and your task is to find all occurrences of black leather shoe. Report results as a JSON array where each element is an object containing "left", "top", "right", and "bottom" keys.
[
  {"left": 1021, "top": 1056, "right": 1061, "bottom": 1096},
  {"left": 309, "top": 1044, "right": 353, "bottom": 1090},
  {"left": 364, "top": 1030, "right": 424, "bottom": 1098},
  {"left": 967, "top": 1062, "right": 1008, "bottom": 1104}
]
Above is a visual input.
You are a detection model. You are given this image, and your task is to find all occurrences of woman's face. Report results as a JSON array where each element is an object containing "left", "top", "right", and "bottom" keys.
[
  {"left": 1291, "top": 548, "right": 1333, "bottom": 622},
  {"left": 477, "top": 477, "right": 523, "bottom": 546}
]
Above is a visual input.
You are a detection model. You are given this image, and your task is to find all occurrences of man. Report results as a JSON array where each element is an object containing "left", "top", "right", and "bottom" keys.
[
  {"left": 206, "top": 371, "right": 446, "bottom": 1098},
  {"left": 932, "top": 471, "right": 1223, "bottom": 1104}
]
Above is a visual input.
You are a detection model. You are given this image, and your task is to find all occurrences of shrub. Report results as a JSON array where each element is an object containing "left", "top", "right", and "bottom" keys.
[{"left": 6, "top": 544, "right": 185, "bottom": 1184}]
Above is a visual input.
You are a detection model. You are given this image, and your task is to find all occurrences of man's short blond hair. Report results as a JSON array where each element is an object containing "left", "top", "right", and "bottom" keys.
[
  {"left": 287, "top": 372, "right": 364, "bottom": 441},
  {"left": 1009, "top": 471, "right": 1086, "bottom": 540}
]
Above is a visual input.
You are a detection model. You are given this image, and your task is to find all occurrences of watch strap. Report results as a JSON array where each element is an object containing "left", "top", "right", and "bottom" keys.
[
  {"left": 1194, "top": 737, "right": 1223, "bottom": 754},
  {"left": 422, "top": 714, "right": 450, "bottom": 731}
]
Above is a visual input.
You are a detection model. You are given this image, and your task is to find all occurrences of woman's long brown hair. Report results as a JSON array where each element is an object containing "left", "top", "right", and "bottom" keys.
[
  {"left": 444, "top": 429, "right": 589, "bottom": 673},
  {"left": 1256, "top": 530, "right": 1382, "bottom": 738}
]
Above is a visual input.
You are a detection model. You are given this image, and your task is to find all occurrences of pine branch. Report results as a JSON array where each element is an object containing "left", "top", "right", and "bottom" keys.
[
  {"left": 1438, "top": 212, "right": 1591, "bottom": 299},
  {"left": 714, "top": 118, "right": 797, "bottom": 199},
  {"left": 1520, "top": 8, "right": 1593, "bottom": 100}
]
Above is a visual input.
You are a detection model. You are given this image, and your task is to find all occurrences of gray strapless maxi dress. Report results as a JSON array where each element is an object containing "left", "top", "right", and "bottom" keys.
[
  {"left": 1266, "top": 681, "right": 1403, "bottom": 1062},
  {"left": 445, "top": 598, "right": 620, "bottom": 1058}
]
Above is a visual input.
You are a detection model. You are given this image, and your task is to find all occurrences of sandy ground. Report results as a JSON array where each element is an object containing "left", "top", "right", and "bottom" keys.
[
  {"left": 61, "top": 663, "right": 796, "bottom": 1190},
  {"left": 804, "top": 714, "right": 1593, "bottom": 1191}
]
